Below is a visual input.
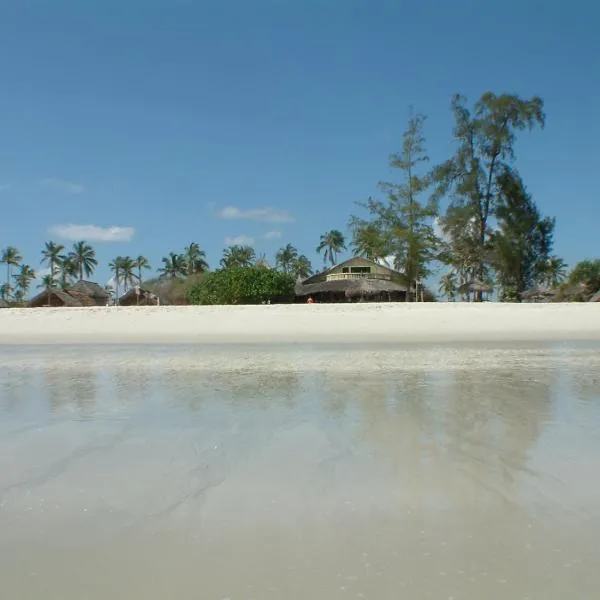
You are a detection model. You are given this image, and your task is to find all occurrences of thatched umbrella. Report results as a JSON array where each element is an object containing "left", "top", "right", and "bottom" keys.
[
  {"left": 458, "top": 279, "right": 494, "bottom": 295},
  {"left": 521, "top": 287, "right": 555, "bottom": 302}
]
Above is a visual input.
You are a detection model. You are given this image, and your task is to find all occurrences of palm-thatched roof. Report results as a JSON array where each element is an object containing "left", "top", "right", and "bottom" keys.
[
  {"left": 521, "top": 287, "right": 556, "bottom": 301},
  {"left": 69, "top": 280, "right": 109, "bottom": 299},
  {"left": 589, "top": 289, "right": 600, "bottom": 303},
  {"left": 28, "top": 288, "right": 100, "bottom": 307},
  {"left": 118, "top": 287, "right": 160, "bottom": 306},
  {"left": 458, "top": 279, "right": 494, "bottom": 294},
  {"left": 295, "top": 278, "right": 407, "bottom": 297}
]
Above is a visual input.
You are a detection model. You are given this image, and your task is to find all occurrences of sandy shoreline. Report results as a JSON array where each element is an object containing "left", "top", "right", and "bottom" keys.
[{"left": 0, "top": 303, "right": 599, "bottom": 345}]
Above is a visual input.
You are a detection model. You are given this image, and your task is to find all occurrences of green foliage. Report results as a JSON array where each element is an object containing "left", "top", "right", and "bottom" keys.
[
  {"left": 68, "top": 240, "right": 98, "bottom": 280},
  {"left": 568, "top": 259, "right": 600, "bottom": 291},
  {"left": 275, "top": 244, "right": 313, "bottom": 279},
  {"left": 350, "top": 113, "right": 439, "bottom": 300},
  {"left": 316, "top": 230, "right": 346, "bottom": 267},
  {"left": 220, "top": 245, "right": 256, "bottom": 269},
  {"left": 187, "top": 266, "right": 295, "bottom": 305},
  {"left": 432, "top": 92, "right": 545, "bottom": 300},
  {"left": 491, "top": 172, "right": 555, "bottom": 301}
]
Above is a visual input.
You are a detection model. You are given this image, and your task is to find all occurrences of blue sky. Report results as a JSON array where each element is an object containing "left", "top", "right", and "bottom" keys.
[{"left": 1, "top": 0, "right": 598, "bottom": 288}]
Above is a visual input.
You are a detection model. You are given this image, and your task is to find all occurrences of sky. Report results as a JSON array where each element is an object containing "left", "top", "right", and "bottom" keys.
[{"left": 1, "top": 0, "right": 598, "bottom": 290}]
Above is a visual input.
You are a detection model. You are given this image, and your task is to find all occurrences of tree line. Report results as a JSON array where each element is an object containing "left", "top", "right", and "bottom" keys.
[{"left": 2, "top": 91, "right": 599, "bottom": 305}]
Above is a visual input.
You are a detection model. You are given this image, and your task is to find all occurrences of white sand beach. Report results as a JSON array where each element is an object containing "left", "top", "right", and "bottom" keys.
[{"left": 0, "top": 302, "right": 598, "bottom": 345}]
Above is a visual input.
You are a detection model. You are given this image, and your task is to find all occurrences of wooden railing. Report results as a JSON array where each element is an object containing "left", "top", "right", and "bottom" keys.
[{"left": 326, "top": 273, "right": 392, "bottom": 281}]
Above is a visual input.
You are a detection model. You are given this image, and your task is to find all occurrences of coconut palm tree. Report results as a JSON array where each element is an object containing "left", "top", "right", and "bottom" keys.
[
  {"left": 275, "top": 244, "right": 299, "bottom": 273},
  {"left": 316, "top": 230, "right": 346, "bottom": 267},
  {"left": 219, "top": 245, "right": 256, "bottom": 269},
  {"left": 13, "top": 264, "right": 36, "bottom": 297},
  {"left": 68, "top": 241, "right": 98, "bottom": 280},
  {"left": 134, "top": 255, "right": 151, "bottom": 284},
  {"left": 350, "top": 222, "right": 389, "bottom": 261},
  {"left": 183, "top": 243, "right": 209, "bottom": 275},
  {"left": 118, "top": 256, "right": 137, "bottom": 292},
  {"left": 41, "top": 241, "right": 65, "bottom": 280},
  {"left": 1, "top": 246, "right": 22, "bottom": 299},
  {"left": 57, "top": 255, "right": 78, "bottom": 289},
  {"left": 108, "top": 256, "right": 123, "bottom": 301},
  {"left": 158, "top": 252, "right": 187, "bottom": 279},
  {"left": 38, "top": 274, "right": 55, "bottom": 290},
  {"left": 438, "top": 271, "right": 457, "bottom": 301},
  {"left": 542, "top": 256, "right": 567, "bottom": 289},
  {"left": 291, "top": 254, "right": 313, "bottom": 280}
]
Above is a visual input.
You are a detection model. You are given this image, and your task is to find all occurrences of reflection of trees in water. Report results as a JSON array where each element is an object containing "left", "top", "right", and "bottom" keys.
[
  {"left": 346, "top": 365, "right": 555, "bottom": 510},
  {"left": 444, "top": 368, "right": 555, "bottom": 471},
  {"left": 154, "top": 367, "right": 301, "bottom": 413},
  {"left": 110, "top": 366, "right": 155, "bottom": 411},
  {"left": 44, "top": 367, "right": 99, "bottom": 421}
]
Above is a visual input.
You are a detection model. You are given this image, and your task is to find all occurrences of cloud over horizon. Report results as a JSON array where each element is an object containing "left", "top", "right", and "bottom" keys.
[
  {"left": 224, "top": 235, "right": 255, "bottom": 246},
  {"left": 217, "top": 205, "right": 294, "bottom": 223},
  {"left": 48, "top": 224, "right": 135, "bottom": 242},
  {"left": 41, "top": 177, "right": 85, "bottom": 195}
]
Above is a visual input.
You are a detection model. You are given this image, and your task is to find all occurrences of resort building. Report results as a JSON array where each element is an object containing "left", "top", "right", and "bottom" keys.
[{"left": 295, "top": 256, "right": 409, "bottom": 303}]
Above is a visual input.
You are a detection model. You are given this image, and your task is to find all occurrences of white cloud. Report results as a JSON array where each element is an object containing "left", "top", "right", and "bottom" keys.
[
  {"left": 42, "top": 177, "right": 85, "bottom": 194},
  {"left": 225, "top": 235, "right": 255, "bottom": 246},
  {"left": 217, "top": 205, "right": 294, "bottom": 223},
  {"left": 48, "top": 224, "right": 135, "bottom": 242},
  {"left": 263, "top": 230, "right": 282, "bottom": 240}
]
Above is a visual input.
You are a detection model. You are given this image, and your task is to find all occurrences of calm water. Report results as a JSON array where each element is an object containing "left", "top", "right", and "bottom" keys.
[{"left": 1, "top": 342, "right": 600, "bottom": 600}]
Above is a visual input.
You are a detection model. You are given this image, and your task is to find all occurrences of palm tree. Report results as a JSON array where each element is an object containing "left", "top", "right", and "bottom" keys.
[
  {"left": 220, "top": 245, "right": 256, "bottom": 269},
  {"left": 275, "top": 244, "right": 299, "bottom": 273},
  {"left": 38, "top": 274, "right": 55, "bottom": 290},
  {"left": 68, "top": 241, "right": 97, "bottom": 281},
  {"left": 350, "top": 222, "right": 389, "bottom": 261},
  {"left": 134, "top": 255, "right": 151, "bottom": 284},
  {"left": 158, "top": 252, "right": 187, "bottom": 279},
  {"left": 438, "top": 271, "right": 457, "bottom": 301},
  {"left": 57, "top": 255, "right": 78, "bottom": 289},
  {"left": 13, "top": 264, "right": 36, "bottom": 300},
  {"left": 118, "top": 256, "right": 137, "bottom": 292},
  {"left": 542, "top": 256, "right": 567, "bottom": 289},
  {"left": 108, "top": 256, "right": 123, "bottom": 301},
  {"left": 316, "top": 230, "right": 346, "bottom": 267},
  {"left": 1, "top": 246, "right": 22, "bottom": 299},
  {"left": 292, "top": 254, "right": 313, "bottom": 280},
  {"left": 0, "top": 283, "right": 9, "bottom": 301},
  {"left": 41, "top": 241, "right": 65, "bottom": 280},
  {"left": 183, "top": 243, "right": 209, "bottom": 276}
]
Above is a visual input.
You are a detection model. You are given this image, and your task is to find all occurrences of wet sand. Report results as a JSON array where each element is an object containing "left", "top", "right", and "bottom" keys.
[{"left": 1, "top": 343, "right": 600, "bottom": 599}]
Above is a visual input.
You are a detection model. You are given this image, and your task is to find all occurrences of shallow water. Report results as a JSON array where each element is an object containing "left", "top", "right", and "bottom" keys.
[{"left": 1, "top": 342, "right": 600, "bottom": 599}]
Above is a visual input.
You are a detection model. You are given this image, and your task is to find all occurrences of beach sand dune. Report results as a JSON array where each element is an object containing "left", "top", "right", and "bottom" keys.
[{"left": 0, "top": 303, "right": 598, "bottom": 345}]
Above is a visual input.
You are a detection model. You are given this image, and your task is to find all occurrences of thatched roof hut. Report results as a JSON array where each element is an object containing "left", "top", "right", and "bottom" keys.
[
  {"left": 521, "top": 287, "right": 556, "bottom": 303},
  {"left": 28, "top": 280, "right": 110, "bottom": 308},
  {"left": 118, "top": 287, "right": 160, "bottom": 306},
  {"left": 68, "top": 280, "right": 109, "bottom": 303},
  {"left": 295, "top": 256, "right": 410, "bottom": 302},
  {"left": 590, "top": 290, "right": 600, "bottom": 303},
  {"left": 295, "top": 277, "right": 408, "bottom": 302},
  {"left": 458, "top": 279, "right": 494, "bottom": 295}
]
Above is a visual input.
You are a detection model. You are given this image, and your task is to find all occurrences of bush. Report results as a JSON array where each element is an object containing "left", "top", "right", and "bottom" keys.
[{"left": 187, "top": 266, "right": 295, "bottom": 305}]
